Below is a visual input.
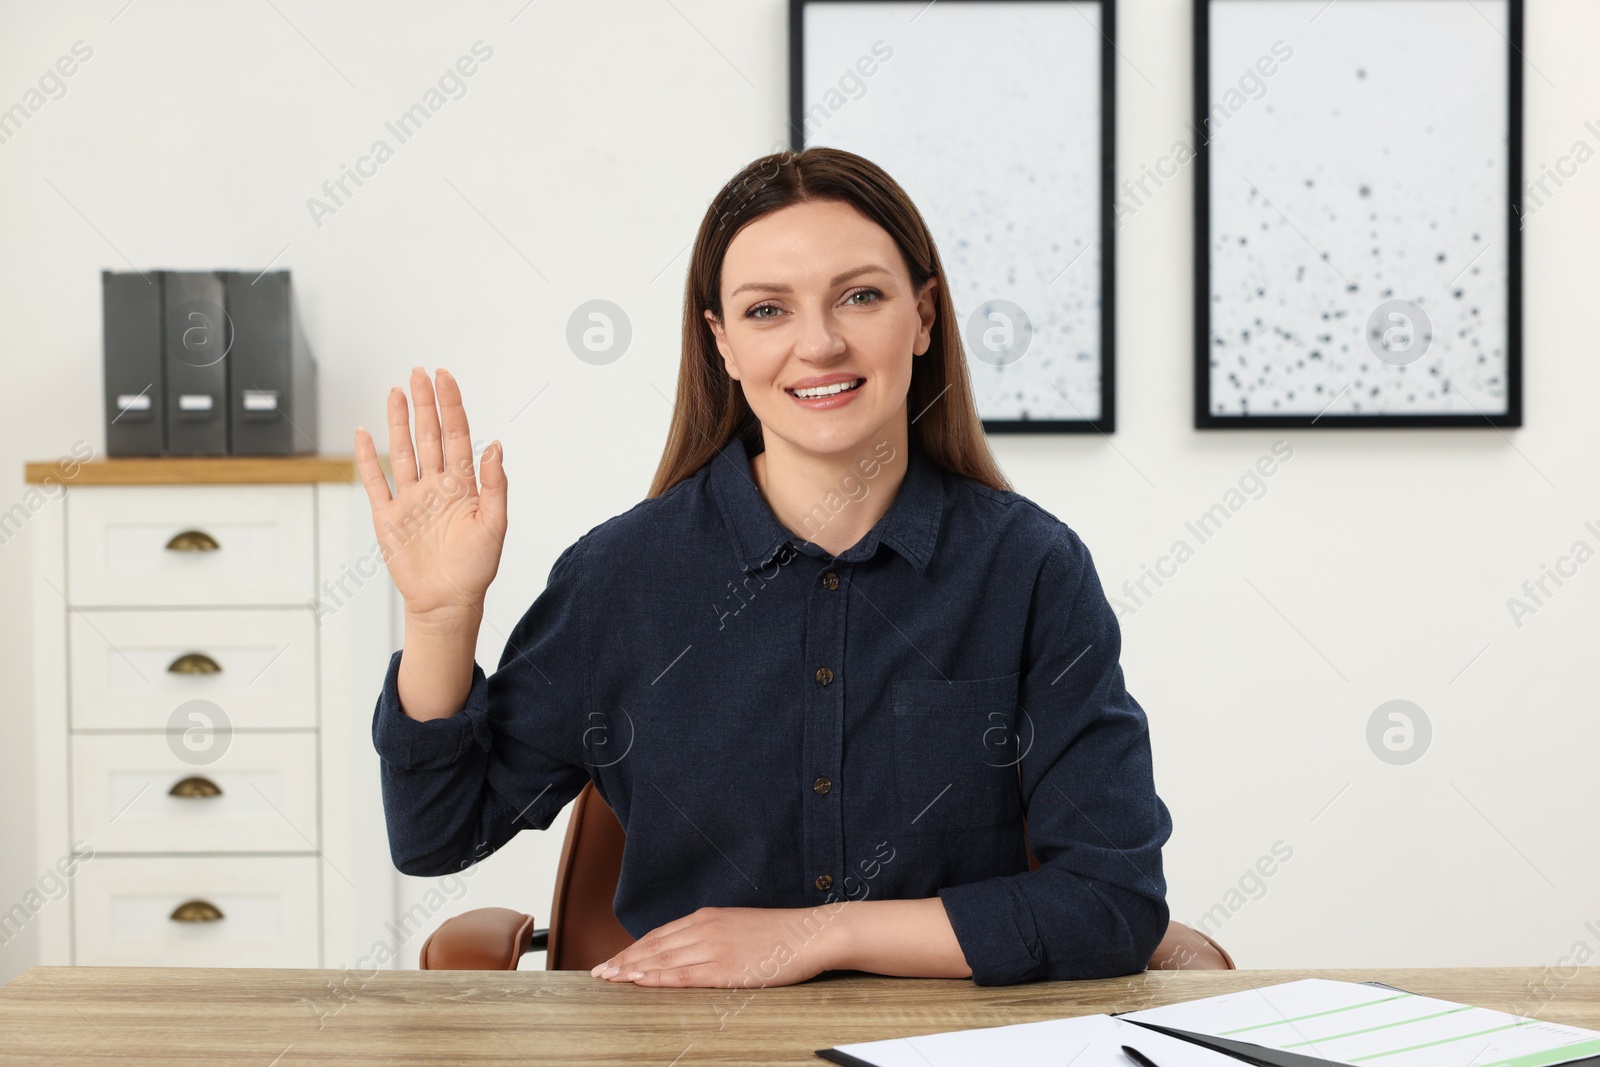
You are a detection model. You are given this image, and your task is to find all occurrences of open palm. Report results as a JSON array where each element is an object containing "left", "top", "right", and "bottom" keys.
[{"left": 354, "top": 367, "right": 507, "bottom": 623}]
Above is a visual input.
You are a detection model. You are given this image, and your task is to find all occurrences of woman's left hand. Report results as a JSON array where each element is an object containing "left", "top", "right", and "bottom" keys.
[{"left": 589, "top": 905, "right": 843, "bottom": 988}]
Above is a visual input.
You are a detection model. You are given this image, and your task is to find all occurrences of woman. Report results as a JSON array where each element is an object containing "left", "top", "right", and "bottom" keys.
[{"left": 355, "top": 147, "right": 1171, "bottom": 989}]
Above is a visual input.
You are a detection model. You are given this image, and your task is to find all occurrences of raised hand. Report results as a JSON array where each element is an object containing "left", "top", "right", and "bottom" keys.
[{"left": 354, "top": 367, "right": 507, "bottom": 629}]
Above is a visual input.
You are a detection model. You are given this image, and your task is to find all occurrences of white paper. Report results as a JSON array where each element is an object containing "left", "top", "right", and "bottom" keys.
[
  {"left": 1122, "top": 979, "right": 1600, "bottom": 1067},
  {"left": 827, "top": 1010, "right": 1251, "bottom": 1067}
]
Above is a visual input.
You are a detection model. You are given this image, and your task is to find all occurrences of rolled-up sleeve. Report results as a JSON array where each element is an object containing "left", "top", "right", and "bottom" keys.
[
  {"left": 371, "top": 536, "right": 595, "bottom": 878},
  {"left": 937, "top": 527, "right": 1172, "bottom": 985}
]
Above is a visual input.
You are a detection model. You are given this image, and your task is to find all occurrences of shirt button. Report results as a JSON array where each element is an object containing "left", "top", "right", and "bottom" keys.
[
  {"left": 822, "top": 571, "right": 840, "bottom": 590},
  {"left": 813, "top": 776, "right": 832, "bottom": 795},
  {"left": 814, "top": 874, "right": 833, "bottom": 891},
  {"left": 814, "top": 667, "right": 834, "bottom": 686}
]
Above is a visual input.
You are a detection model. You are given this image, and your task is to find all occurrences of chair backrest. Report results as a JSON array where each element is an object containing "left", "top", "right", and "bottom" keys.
[
  {"left": 545, "top": 781, "right": 632, "bottom": 970},
  {"left": 549, "top": 780, "right": 1231, "bottom": 971}
]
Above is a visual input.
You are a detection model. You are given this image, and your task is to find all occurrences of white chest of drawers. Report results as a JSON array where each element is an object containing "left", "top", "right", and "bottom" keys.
[{"left": 26, "top": 455, "right": 395, "bottom": 968}]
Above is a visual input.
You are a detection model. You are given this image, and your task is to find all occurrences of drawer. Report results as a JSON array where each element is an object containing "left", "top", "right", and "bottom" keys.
[
  {"left": 66, "top": 485, "right": 315, "bottom": 606},
  {"left": 73, "top": 855, "right": 319, "bottom": 967},
  {"left": 69, "top": 609, "right": 317, "bottom": 730},
  {"left": 72, "top": 733, "right": 320, "bottom": 854}
]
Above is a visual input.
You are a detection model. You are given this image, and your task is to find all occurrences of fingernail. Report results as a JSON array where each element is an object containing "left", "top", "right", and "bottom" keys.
[
  {"left": 603, "top": 965, "right": 620, "bottom": 977},
  {"left": 627, "top": 972, "right": 646, "bottom": 981}
]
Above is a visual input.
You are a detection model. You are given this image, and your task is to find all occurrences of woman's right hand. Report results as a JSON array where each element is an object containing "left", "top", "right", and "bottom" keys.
[{"left": 354, "top": 367, "right": 507, "bottom": 631}]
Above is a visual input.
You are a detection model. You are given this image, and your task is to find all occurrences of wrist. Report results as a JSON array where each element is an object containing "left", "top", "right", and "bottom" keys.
[
  {"left": 816, "top": 900, "right": 860, "bottom": 972},
  {"left": 404, "top": 603, "right": 484, "bottom": 640},
  {"left": 809, "top": 898, "right": 973, "bottom": 979}
]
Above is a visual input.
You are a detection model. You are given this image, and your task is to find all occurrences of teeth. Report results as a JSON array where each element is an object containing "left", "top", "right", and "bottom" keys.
[{"left": 790, "top": 378, "right": 862, "bottom": 399}]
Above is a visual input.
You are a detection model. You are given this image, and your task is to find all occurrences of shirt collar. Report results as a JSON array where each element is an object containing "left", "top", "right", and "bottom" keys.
[{"left": 707, "top": 434, "right": 944, "bottom": 576}]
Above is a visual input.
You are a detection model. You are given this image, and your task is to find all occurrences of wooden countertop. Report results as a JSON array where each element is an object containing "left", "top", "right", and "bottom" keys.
[
  {"left": 23, "top": 453, "right": 388, "bottom": 485},
  {"left": 0, "top": 967, "right": 1591, "bottom": 1066}
]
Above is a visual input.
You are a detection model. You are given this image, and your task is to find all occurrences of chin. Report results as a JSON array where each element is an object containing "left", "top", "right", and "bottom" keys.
[{"left": 769, "top": 418, "right": 888, "bottom": 459}]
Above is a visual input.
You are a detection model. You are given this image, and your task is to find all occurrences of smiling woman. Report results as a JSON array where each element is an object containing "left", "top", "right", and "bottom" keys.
[{"left": 356, "top": 146, "right": 1173, "bottom": 989}]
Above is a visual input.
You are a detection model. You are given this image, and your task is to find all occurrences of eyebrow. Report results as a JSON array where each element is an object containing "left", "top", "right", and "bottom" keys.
[{"left": 729, "top": 264, "right": 892, "bottom": 299}]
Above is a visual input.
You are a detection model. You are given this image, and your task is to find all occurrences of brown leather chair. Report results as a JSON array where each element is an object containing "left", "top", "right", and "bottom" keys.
[{"left": 418, "top": 780, "right": 1234, "bottom": 973}]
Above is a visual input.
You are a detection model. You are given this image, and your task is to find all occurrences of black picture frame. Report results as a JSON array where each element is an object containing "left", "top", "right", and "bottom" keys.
[
  {"left": 790, "top": 0, "right": 1119, "bottom": 434},
  {"left": 1193, "top": 0, "right": 1524, "bottom": 429}
]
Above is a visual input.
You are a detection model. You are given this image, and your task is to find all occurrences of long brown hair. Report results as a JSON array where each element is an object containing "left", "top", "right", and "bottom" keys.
[{"left": 647, "top": 146, "right": 1013, "bottom": 498}]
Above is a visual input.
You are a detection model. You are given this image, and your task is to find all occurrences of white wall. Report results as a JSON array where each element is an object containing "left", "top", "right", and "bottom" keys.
[{"left": 1, "top": 0, "right": 1596, "bottom": 985}]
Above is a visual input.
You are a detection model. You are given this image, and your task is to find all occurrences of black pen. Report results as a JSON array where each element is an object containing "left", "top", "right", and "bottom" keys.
[{"left": 1123, "top": 1045, "right": 1163, "bottom": 1067}]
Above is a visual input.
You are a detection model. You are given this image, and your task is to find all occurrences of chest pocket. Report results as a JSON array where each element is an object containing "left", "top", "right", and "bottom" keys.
[{"left": 890, "top": 673, "right": 1023, "bottom": 834}]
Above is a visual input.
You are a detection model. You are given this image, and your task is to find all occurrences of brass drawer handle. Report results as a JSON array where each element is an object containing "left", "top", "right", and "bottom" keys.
[
  {"left": 167, "top": 652, "right": 222, "bottom": 675},
  {"left": 169, "top": 899, "right": 224, "bottom": 923},
  {"left": 169, "top": 776, "right": 222, "bottom": 798},
  {"left": 165, "top": 529, "right": 220, "bottom": 552}
]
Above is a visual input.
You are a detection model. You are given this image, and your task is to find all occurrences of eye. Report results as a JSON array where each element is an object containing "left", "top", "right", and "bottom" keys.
[
  {"left": 745, "top": 302, "right": 781, "bottom": 320},
  {"left": 842, "top": 287, "right": 882, "bottom": 306}
]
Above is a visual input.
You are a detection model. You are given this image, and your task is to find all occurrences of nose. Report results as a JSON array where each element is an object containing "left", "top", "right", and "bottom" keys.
[{"left": 793, "top": 302, "right": 847, "bottom": 364}]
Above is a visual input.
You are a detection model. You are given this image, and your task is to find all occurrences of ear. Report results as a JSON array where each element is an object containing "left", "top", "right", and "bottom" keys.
[
  {"left": 703, "top": 307, "right": 740, "bottom": 381},
  {"left": 912, "top": 276, "right": 939, "bottom": 357}
]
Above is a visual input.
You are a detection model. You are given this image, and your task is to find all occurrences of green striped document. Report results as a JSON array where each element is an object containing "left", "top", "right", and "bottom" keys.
[{"left": 1120, "top": 979, "right": 1600, "bottom": 1067}]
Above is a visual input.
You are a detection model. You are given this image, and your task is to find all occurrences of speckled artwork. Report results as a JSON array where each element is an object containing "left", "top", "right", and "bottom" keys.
[
  {"left": 800, "top": 1, "right": 1107, "bottom": 427},
  {"left": 1202, "top": 0, "right": 1517, "bottom": 424}
]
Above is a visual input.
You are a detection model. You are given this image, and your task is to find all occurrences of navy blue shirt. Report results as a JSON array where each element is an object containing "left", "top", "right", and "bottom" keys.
[{"left": 371, "top": 433, "right": 1172, "bottom": 985}]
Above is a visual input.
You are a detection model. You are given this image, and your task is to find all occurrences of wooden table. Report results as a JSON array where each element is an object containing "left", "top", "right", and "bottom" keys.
[{"left": 0, "top": 968, "right": 1590, "bottom": 1065}]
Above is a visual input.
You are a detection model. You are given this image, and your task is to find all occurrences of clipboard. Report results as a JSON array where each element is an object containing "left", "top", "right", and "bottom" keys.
[
  {"left": 1108, "top": 982, "right": 1600, "bottom": 1067},
  {"left": 1106, "top": 982, "right": 1412, "bottom": 1067},
  {"left": 815, "top": 1010, "right": 1245, "bottom": 1067},
  {"left": 816, "top": 981, "right": 1600, "bottom": 1067}
]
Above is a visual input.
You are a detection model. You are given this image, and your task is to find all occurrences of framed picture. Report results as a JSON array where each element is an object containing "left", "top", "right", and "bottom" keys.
[
  {"left": 791, "top": 0, "right": 1117, "bottom": 433},
  {"left": 1194, "top": 0, "right": 1523, "bottom": 428}
]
